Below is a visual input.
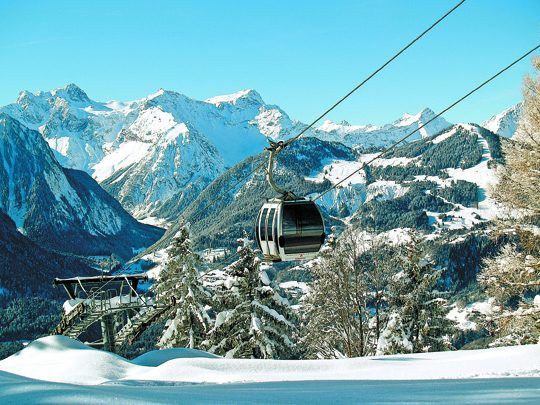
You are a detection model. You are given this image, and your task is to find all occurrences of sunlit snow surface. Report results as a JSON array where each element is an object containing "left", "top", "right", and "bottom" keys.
[
  {"left": 482, "top": 104, "right": 521, "bottom": 138},
  {"left": 0, "top": 336, "right": 538, "bottom": 403}
]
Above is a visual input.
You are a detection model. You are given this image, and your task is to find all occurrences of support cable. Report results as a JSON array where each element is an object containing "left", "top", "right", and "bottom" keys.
[
  {"left": 183, "top": 0, "right": 466, "bottom": 221},
  {"left": 279, "top": 0, "right": 466, "bottom": 150},
  {"left": 313, "top": 44, "right": 540, "bottom": 202}
]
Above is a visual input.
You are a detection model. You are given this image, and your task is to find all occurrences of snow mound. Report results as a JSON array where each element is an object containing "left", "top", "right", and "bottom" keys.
[
  {"left": 135, "top": 345, "right": 540, "bottom": 384},
  {"left": 1, "top": 336, "right": 539, "bottom": 387},
  {"left": 132, "top": 348, "right": 219, "bottom": 367},
  {"left": 0, "top": 336, "right": 143, "bottom": 385}
]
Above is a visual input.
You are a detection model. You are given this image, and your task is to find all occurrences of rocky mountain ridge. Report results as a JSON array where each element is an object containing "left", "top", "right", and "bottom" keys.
[
  {"left": 1, "top": 84, "right": 458, "bottom": 222},
  {"left": 0, "top": 113, "right": 163, "bottom": 259}
]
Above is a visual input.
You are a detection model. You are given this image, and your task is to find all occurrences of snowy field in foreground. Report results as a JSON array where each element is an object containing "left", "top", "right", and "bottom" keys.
[{"left": 0, "top": 336, "right": 539, "bottom": 404}]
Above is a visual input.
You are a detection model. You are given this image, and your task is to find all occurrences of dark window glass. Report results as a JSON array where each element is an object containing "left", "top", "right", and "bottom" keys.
[
  {"left": 282, "top": 204, "right": 299, "bottom": 236},
  {"left": 260, "top": 208, "right": 268, "bottom": 241},
  {"left": 282, "top": 202, "right": 324, "bottom": 254},
  {"left": 266, "top": 208, "right": 275, "bottom": 241}
]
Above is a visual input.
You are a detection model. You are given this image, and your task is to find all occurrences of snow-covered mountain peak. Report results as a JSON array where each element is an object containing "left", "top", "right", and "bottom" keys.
[
  {"left": 482, "top": 103, "right": 521, "bottom": 138},
  {"left": 318, "top": 119, "right": 372, "bottom": 133},
  {"left": 205, "top": 89, "right": 264, "bottom": 106},
  {"left": 51, "top": 83, "right": 91, "bottom": 104},
  {"left": 315, "top": 108, "right": 451, "bottom": 147},
  {"left": 395, "top": 107, "right": 437, "bottom": 127},
  {"left": 16, "top": 90, "right": 37, "bottom": 105},
  {"left": 147, "top": 88, "right": 167, "bottom": 100},
  {"left": 143, "top": 89, "right": 193, "bottom": 106},
  {"left": 419, "top": 107, "right": 436, "bottom": 117},
  {"left": 144, "top": 89, "right": 196, "bottom": 107}
]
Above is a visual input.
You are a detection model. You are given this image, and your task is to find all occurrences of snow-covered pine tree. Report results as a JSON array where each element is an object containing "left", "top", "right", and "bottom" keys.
[
  {"left": 154, "top": 225, "right": 212, "bottom": 349},
  {"left": 205, "top": 237, "right": 296, "bottom": 359},
  {"left": 378, "top": 236, "right": 454, "bottom": 354},
  {"left": 301, "top": 231, "right": 345, "bottom": 359},
  {"left": 478, "top": 57, "right": 540, "bottom": 346},
  {"left": 364, "top": 241, "right": 396, "bottom": 344}
]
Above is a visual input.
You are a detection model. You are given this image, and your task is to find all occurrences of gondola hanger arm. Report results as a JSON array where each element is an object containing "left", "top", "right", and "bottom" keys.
[{"left": 265, "top": 140, "right": 297, "bottom": 201}]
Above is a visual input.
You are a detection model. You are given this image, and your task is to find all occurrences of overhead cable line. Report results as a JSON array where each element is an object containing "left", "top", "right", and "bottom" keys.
[
  {"left": 185, "top": 0, "right": 466, "bottom": 221},
  {"left": 313, "top": 44, "right": 540, "bottom": 202},
  {"left": 275, "top": 0, "right": 467, "bottom": 152}
]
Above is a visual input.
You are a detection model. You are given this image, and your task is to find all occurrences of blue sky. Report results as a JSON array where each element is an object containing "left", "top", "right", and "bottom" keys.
[{"left": 1, "top": 0, "right": 538, "bottom": 125}]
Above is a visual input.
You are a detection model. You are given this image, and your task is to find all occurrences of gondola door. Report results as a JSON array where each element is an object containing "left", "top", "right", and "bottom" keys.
[{"left": 257, "top": 203, "right": 280, "bottom": 261}]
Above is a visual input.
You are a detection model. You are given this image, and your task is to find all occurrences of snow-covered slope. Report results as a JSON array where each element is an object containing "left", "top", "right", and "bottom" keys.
[
  {"left": 0, "top": 114, "right": 163, "bottom": 259},
  {"left": 0, "top": 336, "right": 538, "bottom": 386},
  {"left": 315, "top": 123, "right": 502, "bottom": 232},
  {"left": 2, "top": 371, "right": 539, "bottom": 404},
  {"left": 316, "top": 108, "right": 452, "bottom": 148},
  {"left": 482, "top": 104, "right": 521, "bottom": 138}
]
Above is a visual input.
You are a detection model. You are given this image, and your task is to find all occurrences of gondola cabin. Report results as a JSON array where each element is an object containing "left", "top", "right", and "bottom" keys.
[{"left": 256, "top": 199, "right": 325, "bottom": 262}]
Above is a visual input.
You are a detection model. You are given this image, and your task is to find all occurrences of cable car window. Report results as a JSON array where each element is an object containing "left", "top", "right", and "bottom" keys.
[
  {"left": 282, "top": 203, "right": 324, "bottom": 255},
  {"left": 266, "top": 208, "right": 275, "bottom": 241},
  {"left": 299, "top": 204, "right": 323, "bottom": 236},
  {"left": 282, "top": 204, "right": 299, "bottom": 236},
  {"left": 260, "top": 208, "right": 268, "bottom": 241}
]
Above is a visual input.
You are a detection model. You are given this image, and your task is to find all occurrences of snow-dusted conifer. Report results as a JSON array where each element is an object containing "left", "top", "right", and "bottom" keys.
[
  {"left": 205, "top": 237, "right": 296, "bottom": 359},
  {"left": 155, "top": 225, "right": 212, "bottom": 349},
  {"left": 378, "top": 237, "right": 453, "bottom": 354}
]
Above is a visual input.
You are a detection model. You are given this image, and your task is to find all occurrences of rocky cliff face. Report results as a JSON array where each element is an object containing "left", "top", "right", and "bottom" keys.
[{"left": 0, "top": 114, "right": 163, "bottom": 259}]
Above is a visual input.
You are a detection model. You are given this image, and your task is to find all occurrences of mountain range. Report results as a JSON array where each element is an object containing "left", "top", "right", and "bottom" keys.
[
  {"left": 1, "top": 84, "right": 455, "bottom": 223},
  {"left": 0, "top": 83, "right": 521, "bottom": 296}
]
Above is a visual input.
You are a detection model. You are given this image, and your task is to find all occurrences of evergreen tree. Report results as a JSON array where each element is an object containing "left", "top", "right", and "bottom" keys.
[
  {"left": 205, "top": 237, "right": 296, "bottom": 359},
  {"left": 301, "top": 232, "right": 349, "bottom": 359},
  {"left": 378, "top": 237, "right": 454, "bottom": 354},
  {"left": 478, "top": 57, "right": 540, "bottom": 346},
  {"left": 155, "top": 225, "right": 212, "bottom": 349},
  {"left": 364, "top": 243, "right": 396, "bottom": 344}
]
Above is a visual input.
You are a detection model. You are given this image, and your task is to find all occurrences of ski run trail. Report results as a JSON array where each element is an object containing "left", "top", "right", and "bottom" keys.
[{"left": 0, "top": 336, "right": 538, "bottom": 403}]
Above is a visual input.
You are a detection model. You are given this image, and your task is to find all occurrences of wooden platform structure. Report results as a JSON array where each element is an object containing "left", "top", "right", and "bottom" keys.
[{"left": 53, "top": 274, "right": 170, "bottom": 352}]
